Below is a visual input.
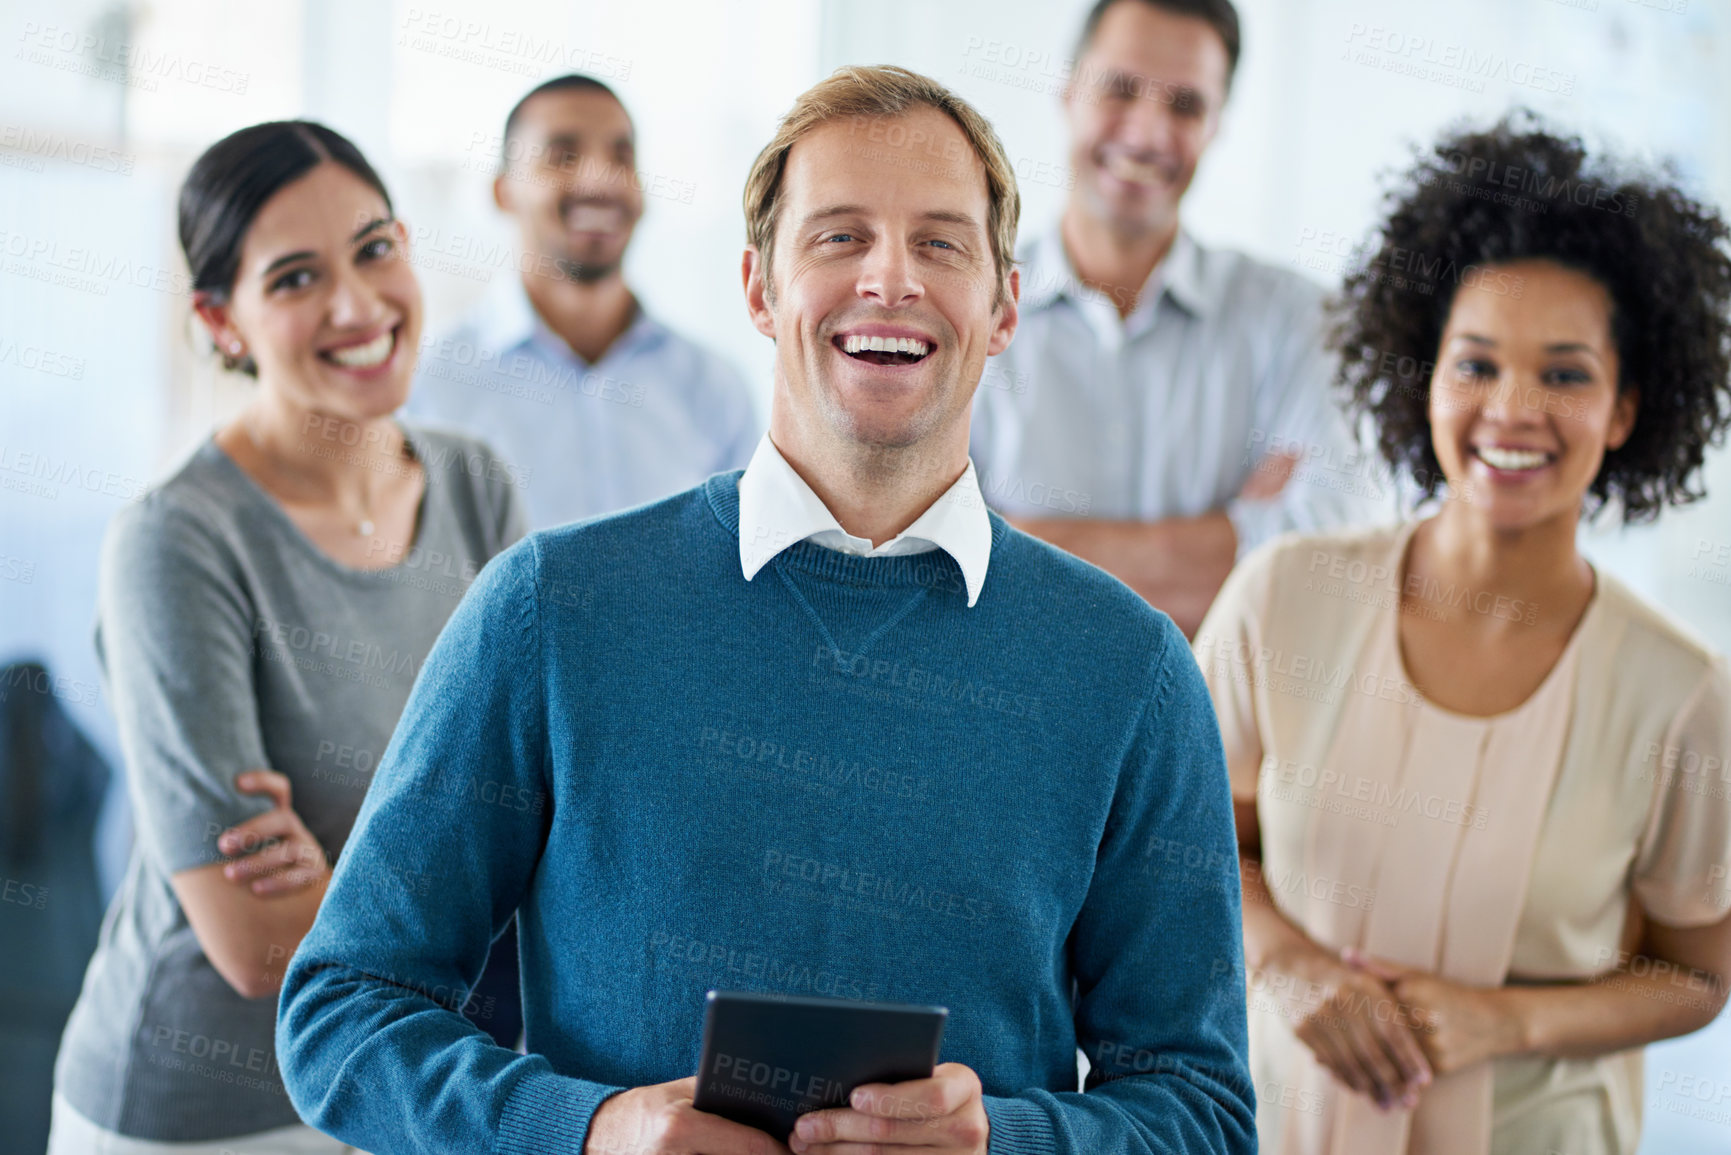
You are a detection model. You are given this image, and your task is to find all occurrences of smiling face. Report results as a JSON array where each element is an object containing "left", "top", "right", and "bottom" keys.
[
  {"left": 197, "top": 161, "right": 421, "bottom": 419},
  {"left": 495, "top": 87, "right": 642, "bottom": 284},
  {"left": 744, "top": 106, "right": 1017, "bottom": 458},
  {"left": 1428, "top": 259, "right": 1638, "bottom": 531},
  {"left": 1064, "top": 0, "right": 1228, "bottom": 238}
]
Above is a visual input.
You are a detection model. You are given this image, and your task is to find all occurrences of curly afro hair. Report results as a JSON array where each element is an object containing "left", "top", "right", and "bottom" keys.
[{"left": 1331, "top": 112, "right": 1731, "bottom": 523}]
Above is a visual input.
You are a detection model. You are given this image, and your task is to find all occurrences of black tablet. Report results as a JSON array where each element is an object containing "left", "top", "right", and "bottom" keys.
[{"left": 691, "top": 990, "right": 949, "bottom": 1141}]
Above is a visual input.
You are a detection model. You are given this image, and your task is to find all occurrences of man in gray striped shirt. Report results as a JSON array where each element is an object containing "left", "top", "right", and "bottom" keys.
[{"left": 971, "top": 0, "right": 1380, "bottom": 636}]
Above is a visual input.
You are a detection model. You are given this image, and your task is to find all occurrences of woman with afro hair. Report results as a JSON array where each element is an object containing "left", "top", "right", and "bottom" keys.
[{"left": 1194, "top": 113, "right": 1731, "bottom": 1155}]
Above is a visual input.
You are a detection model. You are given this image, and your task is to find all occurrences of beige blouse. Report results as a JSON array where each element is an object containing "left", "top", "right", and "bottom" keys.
[{"left": 1194, "top": 521, "right": 1731, "bottom": 1155}]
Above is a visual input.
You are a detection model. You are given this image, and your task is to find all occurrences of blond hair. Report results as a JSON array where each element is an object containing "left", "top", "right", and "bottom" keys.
[{"left": 743, "top": 65, "right": 1020, "bottom": 307}]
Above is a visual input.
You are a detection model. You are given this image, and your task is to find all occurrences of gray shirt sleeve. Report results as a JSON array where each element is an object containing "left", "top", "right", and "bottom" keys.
[{"left": 96, "top": 496, "right": 274, "bottom": 875}]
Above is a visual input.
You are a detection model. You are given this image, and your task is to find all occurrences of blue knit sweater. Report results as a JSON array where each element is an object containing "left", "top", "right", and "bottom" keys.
[{"left": 277, "top": 473, "right": 1253, "bottom": 1154}]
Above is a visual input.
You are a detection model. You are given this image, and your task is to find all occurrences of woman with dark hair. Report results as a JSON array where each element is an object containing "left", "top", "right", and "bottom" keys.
[
  {"left": 1195, "top": 114, "right": 1731, "bottom": 1154},
  {"left": 49, "top": 121, "right": 524, "bottom": 1153}
]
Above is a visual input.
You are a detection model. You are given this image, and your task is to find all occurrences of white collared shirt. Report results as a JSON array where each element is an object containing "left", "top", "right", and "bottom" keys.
[
  {"left": 736, "top": 435, "right": 992, "bottom": 607},
  {"left": 971, "top": 221, "right": 1385, "bottom": 556}
]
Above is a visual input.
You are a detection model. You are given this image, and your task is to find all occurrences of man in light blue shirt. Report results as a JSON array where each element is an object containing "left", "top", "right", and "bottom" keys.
[
  {"left": 971, "top": 0, "right": 1379, "bottom": 635},
  {"left": 408, "top": 74, "right": 759, "bottom": 530}
]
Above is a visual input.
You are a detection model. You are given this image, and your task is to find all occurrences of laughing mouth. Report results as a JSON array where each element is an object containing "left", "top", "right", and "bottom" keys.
[
  {"left": 1474, "top": 445, "right": 1555, "bottom": 472},
  {"left": 321, "top": 326, "right": 398, "bottom": 369},
  {"left": 562, "top": 200, "right": 629, "bottom": 233},
  {"left": 836, "top": 334, "right": 932, "bottom": 366},
  {"left": 1100, "top": 150, "right": 1174, "bottom": 187}
]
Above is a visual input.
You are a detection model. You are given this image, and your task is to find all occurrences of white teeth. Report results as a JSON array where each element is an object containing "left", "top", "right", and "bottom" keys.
[
  {"left": 840, "top": 334, "right": 930, "bottom": 357},
  {"left": 1476, "top": 446, "right": 1549, "bottom": 471},
  {"left": 566, "top": 204, "right": 621, "bottom": 231},
  {"left": 1104, "top": 152, "right": 1162, "bottom": 183},
  {"left": 327, "top": 330, "right": 395, "bottom": 368}
]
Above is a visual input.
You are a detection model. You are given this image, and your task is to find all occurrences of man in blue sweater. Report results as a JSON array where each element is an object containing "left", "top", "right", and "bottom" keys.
[{"left": 278, "top": 65, "right": 1254, "bottom": 1155}]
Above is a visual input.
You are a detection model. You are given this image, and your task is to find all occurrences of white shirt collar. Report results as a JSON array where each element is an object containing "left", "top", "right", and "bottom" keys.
[{"left": 736, "top": 434, "right": 992, "bottom": 607}]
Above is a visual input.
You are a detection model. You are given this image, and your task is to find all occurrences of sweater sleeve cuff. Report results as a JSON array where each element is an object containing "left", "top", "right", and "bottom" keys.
[
  {"left": 981, "top": 1094, "right": 1057, "bottom": 1155},
  {"left": 494, "top": 1069, "right": 624, "bottom": 1155}
]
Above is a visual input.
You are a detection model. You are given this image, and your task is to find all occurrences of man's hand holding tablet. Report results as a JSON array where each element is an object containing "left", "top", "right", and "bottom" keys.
[
  {"left": 583, "top": 992, "right": 987, "bottom": 1154},
  {"left": 581, "top": 1067, "right": 990, "bottom": 1155},
  {"left": 786, "top": 1063, "right": 990, "bottom": 1154}
]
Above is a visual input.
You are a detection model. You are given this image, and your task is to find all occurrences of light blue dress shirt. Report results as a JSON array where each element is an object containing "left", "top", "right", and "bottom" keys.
[
  {"left": 970, "top": 222, "right": 1384, "bottom": 556},
  {"left": 406, "top": 283, "right": 760, "bottom": 530}
]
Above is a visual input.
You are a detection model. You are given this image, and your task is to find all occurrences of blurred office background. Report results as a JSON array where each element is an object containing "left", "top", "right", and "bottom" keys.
[{"left": 1, "top": 0, "right": 1728, "bottom": 1150}]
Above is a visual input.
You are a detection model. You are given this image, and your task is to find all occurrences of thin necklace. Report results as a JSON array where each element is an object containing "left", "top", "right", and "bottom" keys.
[{"left": 243, "top": 414, "right": 378, "bottom": 537}]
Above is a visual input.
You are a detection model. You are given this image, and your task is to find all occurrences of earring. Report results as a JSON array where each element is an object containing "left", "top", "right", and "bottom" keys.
[{"left": 228, "top": 341, "right": 243, "bottom": 355}]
